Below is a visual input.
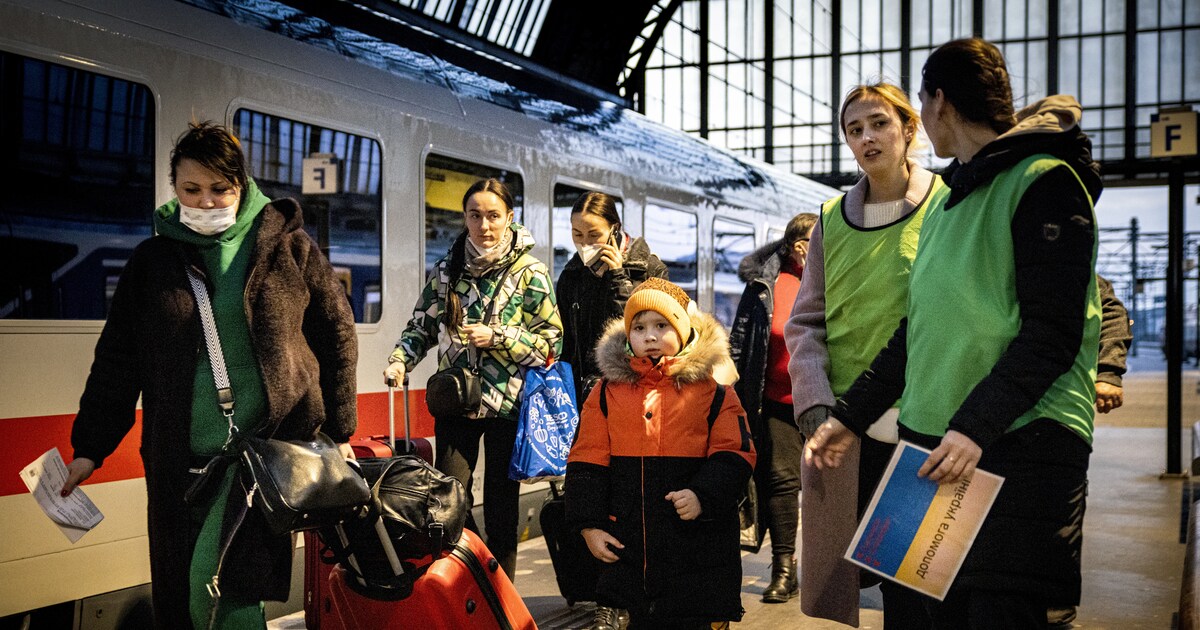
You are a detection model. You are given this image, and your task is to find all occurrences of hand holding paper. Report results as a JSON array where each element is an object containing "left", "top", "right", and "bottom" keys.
[
  {"left": 919, "top": 430, "right": 983, "bottom": 485},
  {"left": 20, "top": 448, "right": 104, "bottom": 543},
  {"left": 845, "top": 441, "right": 1002, "bottom": 600}
]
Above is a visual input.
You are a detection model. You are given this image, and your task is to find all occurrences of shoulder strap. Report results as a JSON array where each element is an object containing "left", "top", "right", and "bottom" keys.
[
  {"left": 599, "top": 379, "right": 609, "bottom": 418},
  {"left": 706, "top": 385, "right": 727, "bottom": 430},
  {"left": 482, "top": 254, "right": 539, "bottom": 324}
]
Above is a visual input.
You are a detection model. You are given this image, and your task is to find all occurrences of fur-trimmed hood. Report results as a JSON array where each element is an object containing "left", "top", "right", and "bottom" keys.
[
  {"left": 737, "top": 239, "right": 786, "bottom": 284},
  {"left": 594, "top": 310, "right": 733, "bottom": 386}
]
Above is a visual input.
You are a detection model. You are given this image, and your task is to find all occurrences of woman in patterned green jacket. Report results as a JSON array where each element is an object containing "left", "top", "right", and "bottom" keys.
[{"left": 384, "top": 178, "right": 563, "bottom": 578}]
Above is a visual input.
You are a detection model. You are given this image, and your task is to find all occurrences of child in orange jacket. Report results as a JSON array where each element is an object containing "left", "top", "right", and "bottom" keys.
[{"left": 566, "top": 278, "right": 756, "bottom": 629}]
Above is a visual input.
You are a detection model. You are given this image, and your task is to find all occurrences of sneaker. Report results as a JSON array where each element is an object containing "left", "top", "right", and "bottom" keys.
[{"left": 590, "top": 606, "right": 628, "bottom": 630}]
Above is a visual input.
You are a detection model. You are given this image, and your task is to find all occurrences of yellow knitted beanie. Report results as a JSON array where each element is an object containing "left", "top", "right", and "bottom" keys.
[{"left": 624, "top": 277, "right": 692, "bottom": 342}]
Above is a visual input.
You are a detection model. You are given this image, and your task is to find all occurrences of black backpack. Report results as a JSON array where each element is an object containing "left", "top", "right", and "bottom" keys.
[{"left": 319, "top": 454, "right": 468, "bottom": 600}]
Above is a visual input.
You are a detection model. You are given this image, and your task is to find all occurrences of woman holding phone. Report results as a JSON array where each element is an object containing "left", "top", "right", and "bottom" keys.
[{"left": 556, "top": 192, "right": 667, "bottom": 401}]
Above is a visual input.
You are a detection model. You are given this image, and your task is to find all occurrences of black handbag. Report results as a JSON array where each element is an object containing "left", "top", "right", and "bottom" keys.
[
  {"left": 186, "top": 266, "right": 370, "bottom": 536},
  {"left": 239, "top": 432, "right": 372, "bottom": 535},
  {"left": 425, "top": 364, "right": 482, "bottom": 419},
  {"left": 424, "top": 259, "right": 523, "bottom": 419}
]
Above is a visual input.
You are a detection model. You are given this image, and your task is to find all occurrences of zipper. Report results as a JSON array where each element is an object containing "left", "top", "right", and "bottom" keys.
[
  {"left": 570, "top": 302, "right": 582, "bottom": 369},
  {"left": 378, "top": 486, "right": 428, "bottom": 502},
  {"left": 206, "top": 478, "right": 253, "bottom": 630},
  {"left": 451, "top": 538, "right": 514, "bottom": 630},
  {"left": 640, "top": 456, "right": 648, "bottom": 594}
]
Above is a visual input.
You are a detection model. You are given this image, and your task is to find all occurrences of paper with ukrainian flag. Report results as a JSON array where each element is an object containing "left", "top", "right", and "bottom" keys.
[{"left": 844, "top": 441, "right": 1003, "bottom": 600}]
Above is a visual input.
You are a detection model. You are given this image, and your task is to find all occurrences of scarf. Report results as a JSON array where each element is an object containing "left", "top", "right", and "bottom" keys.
[{"left": 464, "top": 226, "right": 514, "bottom": 277}]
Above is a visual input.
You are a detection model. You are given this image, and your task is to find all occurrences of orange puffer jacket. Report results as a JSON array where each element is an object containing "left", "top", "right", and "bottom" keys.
[{"left": 566, "top": 312, "right": 755, "bottom": 625}]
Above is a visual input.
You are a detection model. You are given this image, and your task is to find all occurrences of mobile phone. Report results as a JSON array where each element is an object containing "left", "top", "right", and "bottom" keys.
[{"left": 587, "top": 249, "right": 608, "bottom": 274}]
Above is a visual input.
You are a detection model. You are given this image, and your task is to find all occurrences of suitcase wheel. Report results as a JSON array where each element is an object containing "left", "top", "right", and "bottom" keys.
[{"left": 487, "top": 557, "right": 500, "bottom": 573}]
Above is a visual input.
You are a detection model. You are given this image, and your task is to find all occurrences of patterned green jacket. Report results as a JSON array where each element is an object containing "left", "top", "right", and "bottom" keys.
[{"left": 392, "top": 223, "right": 563, "bottom": 418}]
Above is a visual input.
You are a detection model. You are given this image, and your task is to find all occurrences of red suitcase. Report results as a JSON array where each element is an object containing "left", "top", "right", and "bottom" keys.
[
  {"left": 329, "top": 529, "right": 537, "bottom": 630},
  {"left": 305, "top": 377, "right": 431, "bottom": 630}
]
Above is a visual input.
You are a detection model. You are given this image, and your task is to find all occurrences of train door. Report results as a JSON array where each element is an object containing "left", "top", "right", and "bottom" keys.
[{"left": 712, "top": 216, "right": 756, "bottom": 328}]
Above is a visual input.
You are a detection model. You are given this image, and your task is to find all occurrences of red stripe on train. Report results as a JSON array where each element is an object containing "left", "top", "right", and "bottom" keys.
[{"left": 0, "top": 390, "right": 436, "bottom": 498}]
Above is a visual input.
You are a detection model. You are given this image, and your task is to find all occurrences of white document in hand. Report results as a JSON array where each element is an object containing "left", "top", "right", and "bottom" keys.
[{"left": 20, "top": 447, "right": 104, "bottom": 543}]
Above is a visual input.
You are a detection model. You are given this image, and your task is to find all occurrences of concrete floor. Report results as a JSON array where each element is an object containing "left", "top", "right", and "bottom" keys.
[{"left": 272, "top": 354, "right": 1192, "bottom": 629}]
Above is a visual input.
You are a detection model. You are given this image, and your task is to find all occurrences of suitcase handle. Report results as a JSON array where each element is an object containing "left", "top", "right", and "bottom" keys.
[{"left": 385, "top": 375, "right": 413, "bottom": 454}]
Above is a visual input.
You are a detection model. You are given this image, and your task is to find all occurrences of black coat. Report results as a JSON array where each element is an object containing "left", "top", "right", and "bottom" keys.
[
  {"left": 728, "top": 239, "right": 788, "bottom": 442},
  {"left": 727, "top": 239, "right": 792, "bottom": 550},
  {"left": 555, "top": 235, "right": 667, "bottom": 397},
  {"left": 71, "top": 200, "right": 358, "bottom": 628}
]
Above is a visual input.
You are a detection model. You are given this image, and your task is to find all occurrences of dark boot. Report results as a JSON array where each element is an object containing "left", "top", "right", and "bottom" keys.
[{"left": 761, "top": 554, "right": 798, "bottom": 603}]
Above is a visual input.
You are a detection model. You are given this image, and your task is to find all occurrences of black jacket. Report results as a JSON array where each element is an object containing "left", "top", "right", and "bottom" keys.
[
  {"left": 728, "top": 239, "right": 794, "bottom": 437},
  {"left": 1097, "top": 275, "right": 1131, "bottom": 386},
  {"left": 555, "top": 234, "right": 667, "bottom": 397}
]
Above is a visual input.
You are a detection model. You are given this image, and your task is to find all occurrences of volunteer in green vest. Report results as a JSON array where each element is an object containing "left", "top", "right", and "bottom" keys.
[
  {"left": 784, "top": 81, "right": 947, "bottom": 628},
  {"left": 805, "top": 38, "right": 1102, "bottom": 627}
]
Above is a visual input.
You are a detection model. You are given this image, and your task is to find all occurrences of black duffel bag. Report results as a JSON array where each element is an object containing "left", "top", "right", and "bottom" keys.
[{"left": 320, "top": 454, "right": 468, "bottom": 599}]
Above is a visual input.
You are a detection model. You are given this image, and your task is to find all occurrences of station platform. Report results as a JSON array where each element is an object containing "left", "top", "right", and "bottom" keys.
[{"left": 270, "top": 421, "right": 1185, "bottom": 629}]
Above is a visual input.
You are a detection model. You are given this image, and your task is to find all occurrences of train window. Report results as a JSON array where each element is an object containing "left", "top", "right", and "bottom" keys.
[
  {"left": 643, "top": 204, "right": 698, "bottom": 300},
  {"left": 551, "top": 184, "right": 624, "bottom": 279},
  {"left": 767, "top": 227, "right": 784, "bottom": 243},
  {"left": 713, "top": 217, "right": 755, "bottom": 328},
  {"left": 424, "top": 155, "right": 524, "bottom": 277},
  {"left": 0, "top": 52, "right": 154, "bottom": 320},
  {"left": 233, "top": 109, "right": 382, "bottom": 323}
]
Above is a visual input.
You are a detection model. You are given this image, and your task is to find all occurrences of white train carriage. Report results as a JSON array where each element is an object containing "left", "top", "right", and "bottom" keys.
[{"left": 0, "top": 0, "right": 835, "bottom": 620}]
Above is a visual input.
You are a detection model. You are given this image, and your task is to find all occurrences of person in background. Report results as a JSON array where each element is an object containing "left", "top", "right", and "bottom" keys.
[
  {"left": 556, "top": 191, "right": 668, "bottom": 404},
  {"left": 1095, "top": 274, "right": 1132, "bottom": 415},
  {"left": 728, "top": 212, "right": 817, "bottom": 603},
  {"left": 807, "top": 38, "right": 1102, "bottom": 627},
  {"left": 566, "top": 278, "right": 755, "bottom": 630},
  {"left": 785, "top": 82, "right": 947, "bottom": 627},
  {"left": 384, "top": 178, "right": 562, "bottom": 579},
  {"left": 61, "top": 121, "right": 359, "bottom": 629}
]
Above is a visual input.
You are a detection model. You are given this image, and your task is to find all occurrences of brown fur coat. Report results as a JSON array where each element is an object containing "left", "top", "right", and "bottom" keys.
[{"left": 71, "top": 199, "right": 358, "bottom": 627}]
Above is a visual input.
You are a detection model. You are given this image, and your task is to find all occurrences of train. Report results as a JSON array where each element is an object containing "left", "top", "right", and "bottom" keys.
[{"left": 0, "top": 0, "right": 836, "bottom": 621}]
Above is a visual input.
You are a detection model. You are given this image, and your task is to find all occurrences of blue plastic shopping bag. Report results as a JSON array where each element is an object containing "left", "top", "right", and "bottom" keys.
[{"left": 509, "top": 361, "right": 579, "bottom": 483}]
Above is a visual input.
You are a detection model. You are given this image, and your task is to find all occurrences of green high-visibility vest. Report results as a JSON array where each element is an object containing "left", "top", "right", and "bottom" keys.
[
  {"left": 822, "top": 176, "right": 947, "bottom": 398},
  {"left": 901, "top": 154, "right": 1100, "bottom": 443}
]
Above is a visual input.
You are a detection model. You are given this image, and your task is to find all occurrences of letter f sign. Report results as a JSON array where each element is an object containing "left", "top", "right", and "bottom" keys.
[{"left": 1166, "top": 124, "right": 1183, "bottom": 152}]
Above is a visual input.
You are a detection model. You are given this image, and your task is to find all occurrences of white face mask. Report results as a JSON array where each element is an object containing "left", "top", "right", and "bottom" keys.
[
  {"left": 577, "top": 243, "right": 603, "bottom": 267},
  {"left": 179, "top": 200, "right": 238, "bottom": 236}
]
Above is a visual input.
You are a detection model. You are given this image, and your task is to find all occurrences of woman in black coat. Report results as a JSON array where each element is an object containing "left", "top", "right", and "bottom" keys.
[
  {"left": 61, "top": 122, "right": 358, "bottom": 629},
  {"left": 728, "top": 212, "right": 817, "bottom": 603},
  {"left": 555, "top": 192, "right": 668, "bottom": 400}
]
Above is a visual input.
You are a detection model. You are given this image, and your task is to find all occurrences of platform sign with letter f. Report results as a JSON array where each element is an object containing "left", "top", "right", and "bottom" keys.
[
  {"left": 302, "top": 153, "right": 340, "bottom": 194},
  {"left": 1151, "top": 109, "right": 1198, "bottom": 158}
]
